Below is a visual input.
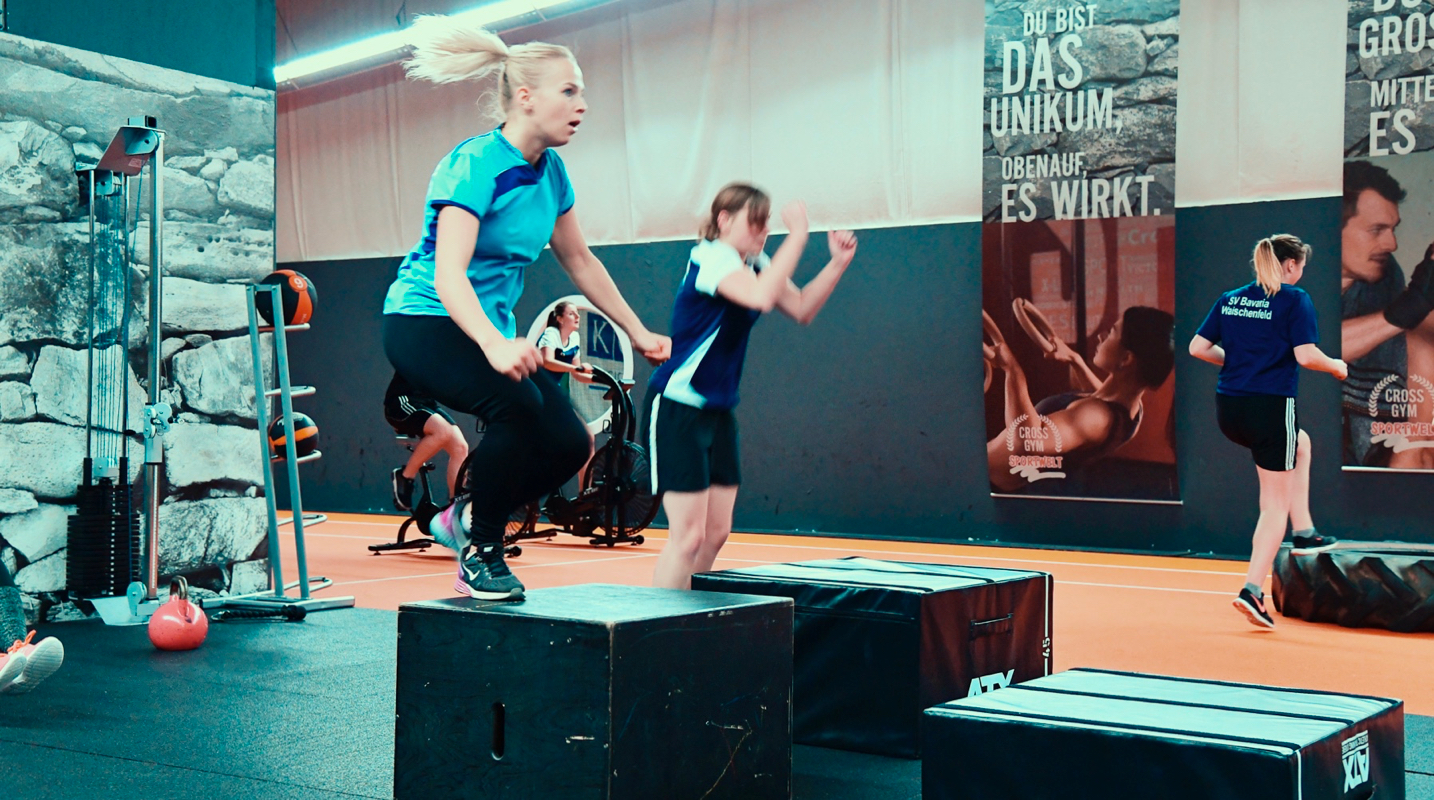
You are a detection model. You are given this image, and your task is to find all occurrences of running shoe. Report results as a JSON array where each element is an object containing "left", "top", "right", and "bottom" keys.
[
  {"left": 1232, "top": 588, "right": 1275, "bottom": 629},
  {"left": 429, "top": 498, "right": 472, "bottom": 552},
  {"left": 392, "top": 468, "right": 416, "bottom": 512},
  {"left": 455, "top": 543, "right": 525, "bottom": 601},
  {"left": 1290, "top": 532, "right": 1338, "bottom": 553}
]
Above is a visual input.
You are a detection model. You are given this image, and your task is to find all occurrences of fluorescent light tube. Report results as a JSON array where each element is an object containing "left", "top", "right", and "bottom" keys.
[{"left": 275, "top": 0, "right": 598, "bottom": 85}]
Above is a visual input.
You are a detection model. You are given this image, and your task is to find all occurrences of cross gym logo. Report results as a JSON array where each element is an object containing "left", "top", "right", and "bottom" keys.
[
  {"left": 1342, "top": 730, "right": 1370, "bottom": 793},
  {"left": 1366, "top": 374, "right": 1434, "bottom": 453},
  {"left": 1005, "top": 413, "right": 1066, "bottom": 483}
]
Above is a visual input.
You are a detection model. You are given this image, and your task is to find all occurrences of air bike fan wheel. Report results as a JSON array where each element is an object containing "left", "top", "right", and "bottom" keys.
[{"left": 583, "top": 439, "right": 660, "bottom": 545}]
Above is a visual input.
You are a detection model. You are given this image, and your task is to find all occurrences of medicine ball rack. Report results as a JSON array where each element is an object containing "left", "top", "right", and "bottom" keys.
[{"left": 202, "top": 286, "right": 353, "bottom": 614}]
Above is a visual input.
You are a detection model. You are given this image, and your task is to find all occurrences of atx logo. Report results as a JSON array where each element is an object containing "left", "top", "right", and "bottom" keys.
[
  {"left": 967, "top": 670, "right": 1015, "bottom": 697},
  {"left": 587, "top": 315, "right": 620, "bottom": 360},
  {"left": 1342, "top": 730, "right": 1370, "bottom": 793}
]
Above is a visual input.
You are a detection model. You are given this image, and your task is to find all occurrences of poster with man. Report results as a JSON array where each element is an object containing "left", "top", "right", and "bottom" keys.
[
  {"left": 1343, "top": 0, "right": 1434, "bottom": 471},
  {"left": 982, "top": 0, "right": 1181, "bottom": 501}
]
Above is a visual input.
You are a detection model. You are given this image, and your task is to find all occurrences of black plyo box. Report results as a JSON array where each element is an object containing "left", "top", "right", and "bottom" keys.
[
  {"left": 923, "top": 668, "right": 1405, "bottom": 800},
  {"left": 395, "top": 584, "right": 793, "bottom": 800},
  {"left": 692, "top": 557, "right": 1052, "bottom": 757}
]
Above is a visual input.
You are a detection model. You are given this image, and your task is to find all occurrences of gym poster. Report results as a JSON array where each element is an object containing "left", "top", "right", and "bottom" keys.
[
  {"left": 1342, "top": 0, "right": 1434, "bottom": 472},
  {"left": 982, "top": 1, "right": 1180, "bottom": 502}
]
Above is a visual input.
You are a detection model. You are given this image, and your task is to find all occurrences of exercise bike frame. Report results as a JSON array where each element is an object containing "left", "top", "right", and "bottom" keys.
[{"left": 507, "top": 365, "right": 660, "bottom": 549}]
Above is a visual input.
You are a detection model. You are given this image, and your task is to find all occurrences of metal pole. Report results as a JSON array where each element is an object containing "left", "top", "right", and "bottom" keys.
[
  {"left": 248, "top": 286, "right": 285, "bottom": 598},
  {"left": 142, "top": 135, "right": 165, "bottom": 601},
  {"left": 84, "top": 170, "right": 95, "bottom": 473},
  {"left": 118, "top": 182, "right": 129, "bottom": 476},
  {"left": 147, "top": 138, "right": 163, "bottom": 417},
  {"left": 272, "top": 314, "right": 312, "bottom": 599}
]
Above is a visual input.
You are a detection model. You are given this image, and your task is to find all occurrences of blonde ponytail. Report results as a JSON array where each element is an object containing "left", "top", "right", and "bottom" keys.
[
  {"left": 404, "top": 15, "right": 577, "bottom": 122},
  {"left": 1251, "top": 233, "right": 1312, "bottom": 296},
  {"left": 404, "top": 15, "right": 510, "bottom": 85},
  {"left": 1253, "top": 239, "right": 1282, "bottom": 296}
]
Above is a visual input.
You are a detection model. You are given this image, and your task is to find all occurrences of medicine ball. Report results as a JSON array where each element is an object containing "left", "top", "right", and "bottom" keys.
[
  {"left": 256, "top": 269, "right": 317, "bottom": 326},
  {"left": 269, "top": 413, "right": 319, "bottom": 459}
]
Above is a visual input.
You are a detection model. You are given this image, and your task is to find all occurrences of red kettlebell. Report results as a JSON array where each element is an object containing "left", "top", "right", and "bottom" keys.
[{"left": 148, "top": 577, "right": 209, "bottom": 651}]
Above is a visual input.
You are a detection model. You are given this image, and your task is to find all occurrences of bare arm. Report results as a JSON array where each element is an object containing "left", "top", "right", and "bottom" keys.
[
  {"left": 539, "top": 346, "right": 583, "bottom": 373},
  {"left": 1342, "top": 312, "right": 1404, "bottom": 362},
  {"left": 775, "top": 230, "right": 856, "bottom": 325},
  {"left": 433, "top": 206, "right": 539, "bottom": 380},
  {"left": 435, "top": 206, "right": 503, "bottom": 348},
  {"left": 988, "top": 341, "right": 1042, "bottom": 431},
  {"left": 716, "top": 202, "right": 811, "bottom": 312},
  {"left": 1188, "top": 334, "right": 1225, "bottom": 367},
  {"left": 1049, "top": 339, "right": 1102, "bottom": 392},
  {"left": 549, "top": 209, "right": 670, "bottom": 363},
  {"left": 1401, "top": 322, "right": 1434, "bottom": 466},
  {"left": 1293, "top": 343, "right": 1349, "bottom": 379}
]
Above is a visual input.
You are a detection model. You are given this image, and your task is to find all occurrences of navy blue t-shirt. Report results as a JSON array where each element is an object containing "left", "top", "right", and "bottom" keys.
[
  {"left": 648, "top": 239, "right": 767, "bottom": 410},
  {"left": 1196, "top": 282, "right": 1318, "bottom": 397}
]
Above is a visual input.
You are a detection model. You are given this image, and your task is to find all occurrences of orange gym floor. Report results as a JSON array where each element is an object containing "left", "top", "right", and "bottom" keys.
[{"left": 282, "top": 513, "right": 1434, "bottom": 715}]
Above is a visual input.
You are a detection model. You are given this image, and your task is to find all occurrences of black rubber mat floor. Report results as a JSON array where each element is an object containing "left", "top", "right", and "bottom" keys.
[{"left": 0, "top": 607, "right": 1424, "bottom": 800}]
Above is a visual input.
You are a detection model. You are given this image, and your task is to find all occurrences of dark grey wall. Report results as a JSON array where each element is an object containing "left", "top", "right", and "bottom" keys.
[
  {"left": 281, "top": 197, "right": 1434, "bottom": 556},
  {"left": 278, "top": 223, "right": 973, "bottom": 539},
  {"left": 7, "top": 0, "right": 276, "bottom": 88}
]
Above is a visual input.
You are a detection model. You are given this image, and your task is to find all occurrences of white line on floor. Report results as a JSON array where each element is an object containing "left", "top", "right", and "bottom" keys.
[{"left": 301, "top": 521, "right": 1243, "bottom": 578}]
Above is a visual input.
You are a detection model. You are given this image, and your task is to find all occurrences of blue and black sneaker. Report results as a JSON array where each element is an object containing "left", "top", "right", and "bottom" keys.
[{"left": 455, "top": 542, "right": 525, "bottom": 601}]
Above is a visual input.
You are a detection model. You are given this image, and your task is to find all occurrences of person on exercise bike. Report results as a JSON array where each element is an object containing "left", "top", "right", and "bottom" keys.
[
  {"left": 384, "top": 371, "right": 469, "bottom": 510},
  {"left": 536, "top": 301, "right": 591, "bottom": 388},
  {"left": 536, "top": 301, "right": 597, "bottom": 486}
]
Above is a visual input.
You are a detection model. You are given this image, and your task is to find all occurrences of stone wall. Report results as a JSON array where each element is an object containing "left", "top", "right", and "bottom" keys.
[{"left": 0, "top": 33, "right": 276, "bottom": 623}]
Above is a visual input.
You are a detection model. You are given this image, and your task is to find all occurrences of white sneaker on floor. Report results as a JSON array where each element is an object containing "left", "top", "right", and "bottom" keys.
[
  {"left": 1, "top": 633, "right": 63, "bottom": 695},
  {"left": 0, "top": 651, "right": 25, "bottom": 693}
]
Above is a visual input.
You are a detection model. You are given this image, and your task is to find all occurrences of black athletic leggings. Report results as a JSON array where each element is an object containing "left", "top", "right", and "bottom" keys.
[{"left": 384, "top": 314, "right": 589, "bottom": 544}]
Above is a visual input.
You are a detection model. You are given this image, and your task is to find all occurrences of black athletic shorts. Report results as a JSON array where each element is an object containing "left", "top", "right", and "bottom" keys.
[
  {"left": 384, "top": 373, "right": 454, "bottom": 437},
  {"left": 1216, "top": 393, "right": 1300, "bottom": 472},
  {"left": 648, "top": 394, "right": 740, "bottom": 493}
]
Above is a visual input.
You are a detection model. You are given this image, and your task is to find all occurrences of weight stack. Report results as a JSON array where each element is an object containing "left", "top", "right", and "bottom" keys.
[{"left": 65, "top": 477, "right": 141, "bottom": 597}]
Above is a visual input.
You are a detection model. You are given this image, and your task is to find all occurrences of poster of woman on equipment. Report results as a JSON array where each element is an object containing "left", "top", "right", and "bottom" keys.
[
  {"left": 982, "top": 0, "right": 1180, "bottom": 501},
  {"left": 983, "top": 217, "right": 1179, "bottom": 501},
  {"left": 1341, "top": 0, "right": 1434, "bottom": 472}
]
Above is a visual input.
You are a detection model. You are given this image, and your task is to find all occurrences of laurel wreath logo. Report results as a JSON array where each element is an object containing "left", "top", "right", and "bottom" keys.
[
  {"left": 1006, "top": 413, "right": 1064, "bottom": 453},
  {"left": 1368, "top": 374, "right": 1398, "bottom": 418}
]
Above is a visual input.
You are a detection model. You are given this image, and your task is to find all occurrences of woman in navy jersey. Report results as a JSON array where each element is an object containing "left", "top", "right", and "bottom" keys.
[
  {"left": 648, "top": 184, "right": 857, "bottom": 589},
  {"left": 1190, "top": 234, "right": 1348, "bottom": 628},
  {"left": 383, "top": 17, "right": 670, "bottom": 600}
]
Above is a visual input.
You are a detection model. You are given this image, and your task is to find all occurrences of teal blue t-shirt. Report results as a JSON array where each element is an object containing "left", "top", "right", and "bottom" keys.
[{"left": 383, "top": 128, "right": 575, "bottom": 338}]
